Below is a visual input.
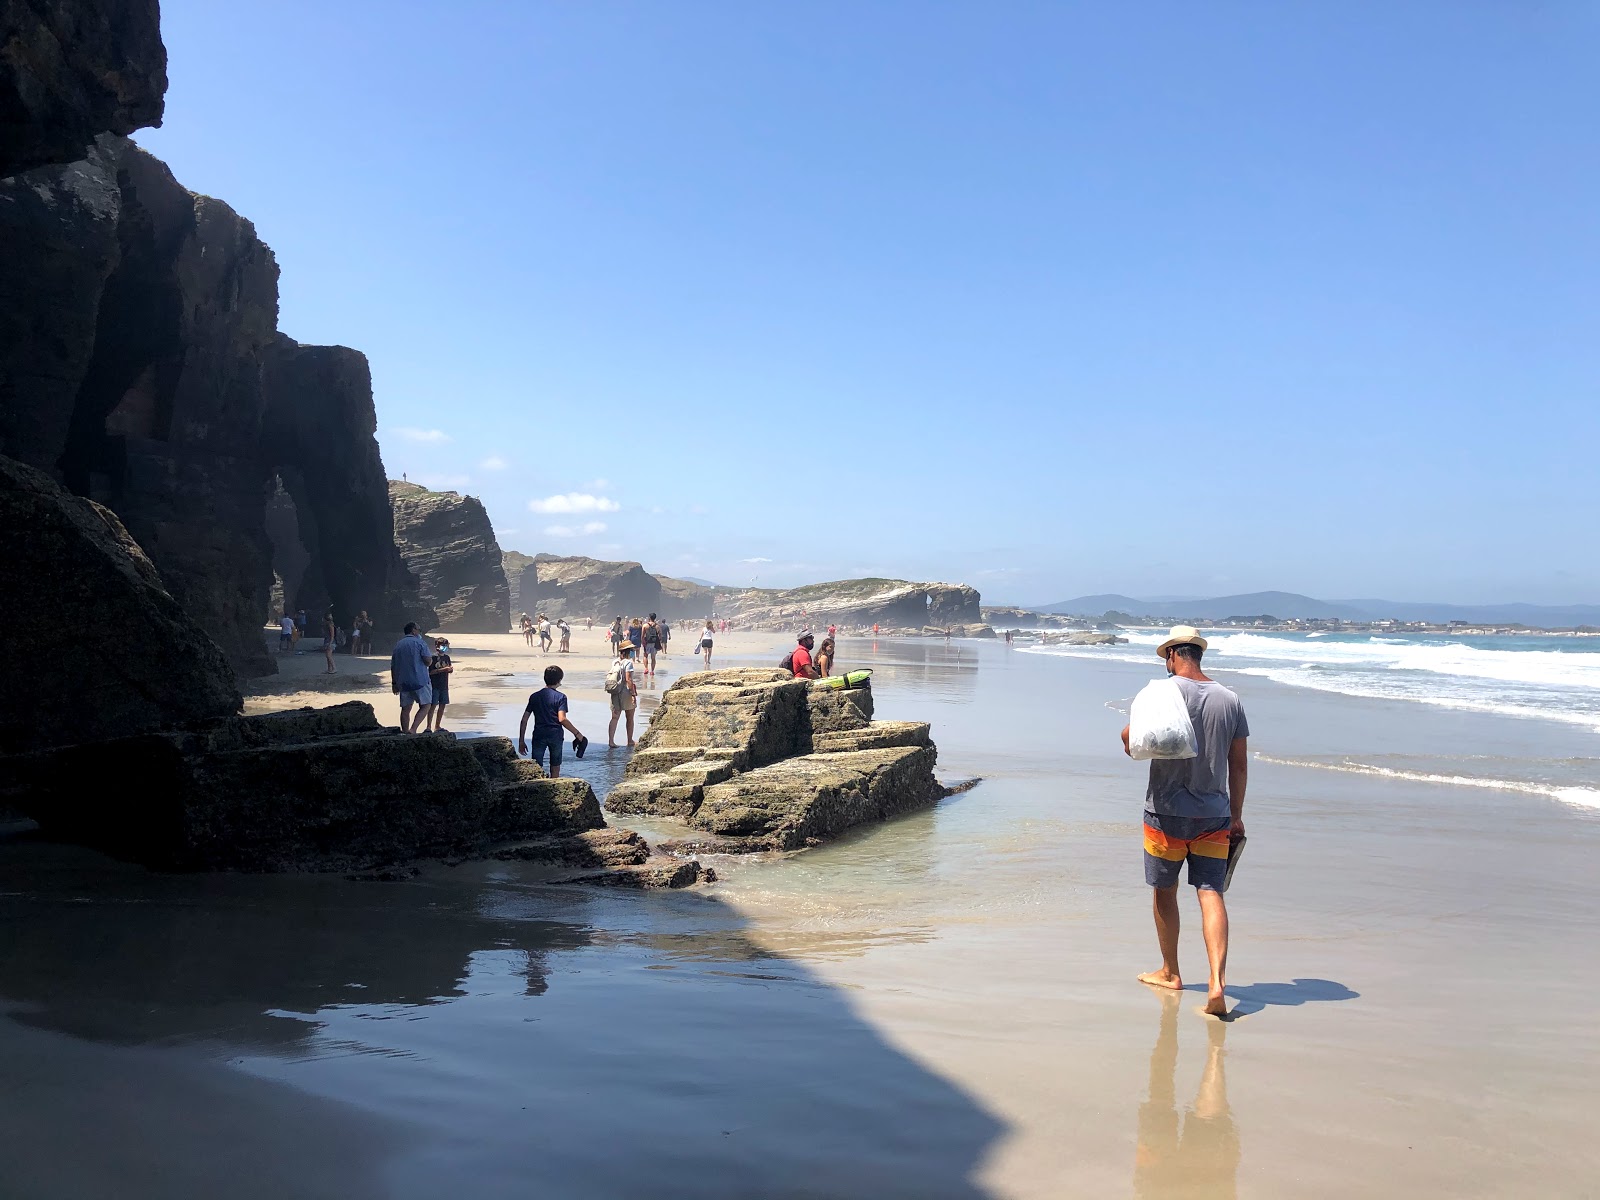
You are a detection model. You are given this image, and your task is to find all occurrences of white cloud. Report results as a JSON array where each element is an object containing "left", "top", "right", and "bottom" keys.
[
  {"left": 528, "top": 492, "right": 621, "bottom": 515},
  {"left": 740, "top": 557, "right": 773, "bottom": 564},
  {"left": 583, "top": 477, "right": 611, "bottom": 492},
  {"left": 396, "top": 428, "right": 451, "bottom": 443},
  {"left": 544, "top": 521, "right": 608, "bottom": 538},
  {"left": 480, "top": 455, "right": 509, "bottom": 471},
  {"left": 420, "top": 473, "right": 470, "bottom": 490}
]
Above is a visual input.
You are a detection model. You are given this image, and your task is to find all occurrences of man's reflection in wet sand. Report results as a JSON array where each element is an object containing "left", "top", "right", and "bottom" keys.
[{"left": 1135, "top": 995, "right": 1240, "bottom": 1200}]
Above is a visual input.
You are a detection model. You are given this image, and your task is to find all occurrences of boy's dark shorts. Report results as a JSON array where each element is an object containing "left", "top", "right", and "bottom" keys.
[
  {"left": 530, "top": 728, "right": 562, "bottom": 770},
  {"left": 1143, "top": 811, "right": 1231, "bottom": 891}
]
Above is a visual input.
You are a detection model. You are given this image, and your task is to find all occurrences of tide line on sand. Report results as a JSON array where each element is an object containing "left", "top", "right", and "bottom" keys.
[{"left": 1255, "top": 753, "right": 1600, "bottom": 812}]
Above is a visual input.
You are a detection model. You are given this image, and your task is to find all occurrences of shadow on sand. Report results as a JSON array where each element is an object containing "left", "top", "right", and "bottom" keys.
[{"left": 0, "top": 834, "right": 1004, "bottom": 1200}]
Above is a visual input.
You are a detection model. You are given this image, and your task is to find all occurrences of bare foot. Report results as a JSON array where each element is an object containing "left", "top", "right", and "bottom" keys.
[
  {"left": 1203, "top": 991, "right": 1228, "bottom": 1017},
  {"left": 1139, "top": 970, "right": 1183, "bottom": 991}
]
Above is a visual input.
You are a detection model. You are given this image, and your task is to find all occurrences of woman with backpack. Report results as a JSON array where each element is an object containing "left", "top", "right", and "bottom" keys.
[{"left": 642, "top": 613, "right": 662, "bottom": 677}]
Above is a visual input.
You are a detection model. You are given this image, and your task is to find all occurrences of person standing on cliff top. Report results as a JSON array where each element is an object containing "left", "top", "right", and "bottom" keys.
[
  {"left": 1120, "top": 626, "right": 1249, "bottom": 1018},
  {"left": 391, "top": 622, "right": 434, "bottom": 733}
]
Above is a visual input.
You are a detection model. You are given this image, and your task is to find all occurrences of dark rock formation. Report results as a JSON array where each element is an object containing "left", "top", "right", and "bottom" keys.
[
  {"left": 261, "top": 338, "right": 432, "bottom": 637},
  {"left": 604, "top": 668, "right": 944, "bottom": 851},
  {"left": 0, "top": 453, "right": 239, "bottom": 755},
  {"left": 4, "top": 702, "right": 607, "bottom": 871},
  {"left": 980, "top": 606, "right": 1086, "bottom": 630},
  {"left": 722, "top": 579, "right": 982, "bottom": 629},
  {"left": 502, "top": 549, "right": 535, "bottom": 613},
  {"left": 0, "top": 135, "right": 281, "bottom": 673},
  {"left": 0, "top": 0, "right": 166, "bottom": 176},
  {"left": 389, "top": 480, "right": 508, "bottom": 632},
  {"left": 654, "top": 572, "right": 715, "bottom": 619},
  {"left": 1, "top": 136, "right": 438, "bottom": 670}
]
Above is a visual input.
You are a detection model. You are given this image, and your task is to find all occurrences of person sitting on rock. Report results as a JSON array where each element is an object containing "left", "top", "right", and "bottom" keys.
[
  {"left": 815, "top": 636, "right": 836, "bottom": 678},
  {"left": 790, "top": 632, "right": 821, "bottom": 680}
]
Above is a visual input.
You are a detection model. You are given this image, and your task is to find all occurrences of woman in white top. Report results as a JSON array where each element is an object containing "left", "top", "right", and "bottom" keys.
[{"left": 700, "top": 620, "right": 715, "bottom": 668}]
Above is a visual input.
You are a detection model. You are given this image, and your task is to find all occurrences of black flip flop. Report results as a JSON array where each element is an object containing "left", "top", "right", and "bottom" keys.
[{"left": 573, "top": 735, "right": 589, "bottom": 760}]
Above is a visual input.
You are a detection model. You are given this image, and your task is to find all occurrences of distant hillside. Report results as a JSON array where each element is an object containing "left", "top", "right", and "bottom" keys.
[{"left": 1040, "top": 591, "right": 1600, "bottom": 628}]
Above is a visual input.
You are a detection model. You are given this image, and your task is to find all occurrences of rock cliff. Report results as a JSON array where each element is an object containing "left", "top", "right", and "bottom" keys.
[
  {"left": 0, "top": 0, "right": 166, "bottom": 175},
  {"left": 502, "top": 549, "right": 535, "bottom": 613},
  {"left": 0, "top": 136, "right": 435, "bottom": 669},
  {"left": 0, "top": 453, "right": 239, "bottom": 755},
  {"left": 389, "top": 480, "right": 509, "bottom": 632},
  {"left": 262, "top": 338, "right": 433, "bottom": 636},
  {"left": 720, "top": 578, "right": 982, "bottom": 629},
  {"left": 519, "top": 554, "right": 662, "bottom": 619}
]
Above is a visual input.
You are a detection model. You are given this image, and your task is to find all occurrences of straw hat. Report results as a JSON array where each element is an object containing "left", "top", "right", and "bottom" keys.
[{"left": 1156, "top": 625, "right": 1208, "bottom": 658}]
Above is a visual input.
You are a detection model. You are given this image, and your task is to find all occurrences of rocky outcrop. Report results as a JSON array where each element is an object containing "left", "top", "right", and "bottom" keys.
[
  {"left": 604, "top": 668, "right": 944, "bottom": 852},
  {"left": 0, "top": 0, "right": 167, "bottom": 176},
  {"left": 722, "top": 579, "right": 982, "bottom": 629},
  {"left": 654, "top": 572, "right": 715, "bottom": 619},
  {"left": 4, "top": 702, "right": 608, "bottom": 872},
  {"left": 0, "top": 136, "right": 281, "bottom": 673},
  {"left": 520, "top": 554, "right": 662, "bottom": 620},
  {"left": 981, "top": 606, "right": 1086, "bottom": 630},
  {"left": 502, "top": 549, "right": 535, "bottom": 613},
  {"left": 1038, "top": 630, "right": 1128, "bottom": 646},
  {"left": 0, "top": 453, "right": 239, "bottom": 755},
  {"left": 260, "top": 338, "right": 432, "bottom": 638},
  {"left": 389, "top": 481, "right": 508, "bottom": 632},
  {"left": 0, "top": 134, "right": 438, "bottom": 670}
]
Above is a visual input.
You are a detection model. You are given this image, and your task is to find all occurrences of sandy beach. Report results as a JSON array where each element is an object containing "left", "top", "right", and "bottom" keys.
[{"left": 5, "top": 632, "right": 1598, "bottom": 1198}]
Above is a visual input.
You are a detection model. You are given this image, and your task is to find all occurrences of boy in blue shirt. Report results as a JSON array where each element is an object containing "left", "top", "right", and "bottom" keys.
[{"left": 517, "top": 665, "right": 588, "bottom": 777}]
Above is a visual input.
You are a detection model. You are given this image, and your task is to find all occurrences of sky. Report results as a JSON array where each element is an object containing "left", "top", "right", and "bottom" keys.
[{"left": 138, "top": 1, "right": 1599, "bottom": 607}]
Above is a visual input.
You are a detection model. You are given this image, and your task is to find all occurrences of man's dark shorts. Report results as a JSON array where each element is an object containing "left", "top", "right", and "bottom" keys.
[
  {"left": 530, "top": 728, "right": 562, "bottom": 771},
  {"left": 1143, "top": 811, "right": 1231, "bottom": 891}
]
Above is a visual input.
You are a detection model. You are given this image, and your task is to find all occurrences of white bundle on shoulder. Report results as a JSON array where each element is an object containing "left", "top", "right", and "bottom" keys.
[{"left": 1127, "top": 678, "right": 1198, "bottom": 761}]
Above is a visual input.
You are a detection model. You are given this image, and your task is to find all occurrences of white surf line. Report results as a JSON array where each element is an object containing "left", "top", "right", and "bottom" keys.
[{"left": 1254, "top": 753, "right": 1600, "bottom": 812}]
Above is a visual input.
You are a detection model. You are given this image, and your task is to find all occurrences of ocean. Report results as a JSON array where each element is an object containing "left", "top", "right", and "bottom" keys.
[{"left": 1023, "top": 629, "right": 1600, "bottom": 810}]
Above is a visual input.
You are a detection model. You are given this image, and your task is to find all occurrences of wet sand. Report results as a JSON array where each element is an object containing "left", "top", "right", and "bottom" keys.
[{"left": 5, "top": 633, "right": 1599, "bottom": 1197}]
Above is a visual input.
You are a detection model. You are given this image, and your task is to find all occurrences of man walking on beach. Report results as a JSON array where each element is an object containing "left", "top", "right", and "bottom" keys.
[
  {"left": 1120, "top": 626, "right": 1249, "bottom": 1017},
  {"left": 390, "top": 622, "right": 435, "bottom": 733}
]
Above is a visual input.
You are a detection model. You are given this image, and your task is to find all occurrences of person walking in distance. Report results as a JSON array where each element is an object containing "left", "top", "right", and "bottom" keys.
[
  {"left": 390, "top": 622, "right": 435, "bottom": 733},
  {"left": 518, "top": 665, "right": 587, "bottom": 776},
  {"left": 1120, "top": 627, "right": 1249, "bottom": 1018},
  {"left": 699, "top": 620, "right": 715, "bottom": 668},
  {"left": 321, "top": 610, "right": 337, "bottom": 674},
  {"left": 558, "top": 617, "right": 571, "bottom": 653},
  {"left": 609, "top": 617, "right": 624, "bottom": 655},
  {"left": 607, "top": 642, "right": 639, "bottom": 747},
  {"left": 538, "top": 613, "right": 553, "bottom": 653},
  {"left": 642, "top": 613, "right": 662, "bottom": 677}
]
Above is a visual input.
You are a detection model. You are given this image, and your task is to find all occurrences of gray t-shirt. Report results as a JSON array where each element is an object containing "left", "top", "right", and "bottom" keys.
[{"left": 1145, "top": 677, "right": 1250, "bottom": 820}]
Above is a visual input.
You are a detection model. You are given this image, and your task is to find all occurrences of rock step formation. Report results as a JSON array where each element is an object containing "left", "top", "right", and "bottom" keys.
[
  {"left": 4, "top": 703, "right": 605, "bottom": 872},
  {"left": 389, "top": 481, "right": 509, "bottom": 632},
  {"left": 603, "top": 668, "right": 944, "bottom": 852},
  {"left": 491, "top": 826, "right": 708, "bottom": 889}
]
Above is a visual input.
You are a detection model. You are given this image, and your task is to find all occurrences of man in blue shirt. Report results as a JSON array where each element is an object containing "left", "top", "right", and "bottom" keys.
[
  {"left": 390, "top": 622, "right": 435, "bottom": 733},
  {"left": 517, "top": 665, "right": 588, "bottom": 776}
]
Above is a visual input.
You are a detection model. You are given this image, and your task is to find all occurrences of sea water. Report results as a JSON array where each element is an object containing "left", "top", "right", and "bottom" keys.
[{"left": 1022, "top": 630, "right": 1600, "bottom": 809}]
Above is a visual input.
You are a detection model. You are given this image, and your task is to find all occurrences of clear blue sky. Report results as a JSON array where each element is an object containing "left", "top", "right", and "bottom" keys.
[{"left": 139, "top": 1, "right": 1599, "bottom": 606}]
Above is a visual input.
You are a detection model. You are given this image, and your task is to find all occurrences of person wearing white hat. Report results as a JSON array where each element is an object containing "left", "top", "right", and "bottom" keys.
[{"left": 1120, "top": 625, "right": 1250, "bottom": 1017}]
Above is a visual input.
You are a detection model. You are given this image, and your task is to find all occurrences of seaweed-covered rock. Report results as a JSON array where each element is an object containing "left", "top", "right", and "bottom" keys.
[
  {"left": 0, "top": 0, "right": 167, "bottom": 176},
  {"left": 389, "top": 480, "right": 509, "bottom": 632},
  {"left": 3, "top": 702, "right": 605, "bottom": 872},
  {"left": 0, "top": 453, "right": 239, "bottom": 755}
]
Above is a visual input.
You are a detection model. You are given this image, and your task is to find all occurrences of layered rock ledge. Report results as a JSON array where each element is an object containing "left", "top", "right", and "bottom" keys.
[
  {"left": 390, "top": 480, "right": 509, "bottom": 632},
  {"left": 604, "top": 668, "right": 945, "bottom": 852}
]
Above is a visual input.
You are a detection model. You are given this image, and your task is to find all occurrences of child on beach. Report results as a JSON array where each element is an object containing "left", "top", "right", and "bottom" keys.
[
  {"left": 517, "top": 665, "right": 587, "bottom": 776},
  {"left": 426, "top": 637, "right": 453, "bottom": 731}
]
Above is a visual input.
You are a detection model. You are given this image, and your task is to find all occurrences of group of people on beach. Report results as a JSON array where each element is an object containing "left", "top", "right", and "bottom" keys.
[
  {"left": 388, "top": 622, "right": 455, "bottom": 733},
  {"left": 278, "top": 606, "right": 379, "bottom": 676},
  {"left": 518, "top": 612, "right": 572, "bottom": 653}
]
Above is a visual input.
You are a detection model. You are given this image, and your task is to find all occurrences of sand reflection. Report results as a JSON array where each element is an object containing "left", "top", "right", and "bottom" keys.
[{"left": 1135, "top": 996, "right": 1239, "bottom": 1200}]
